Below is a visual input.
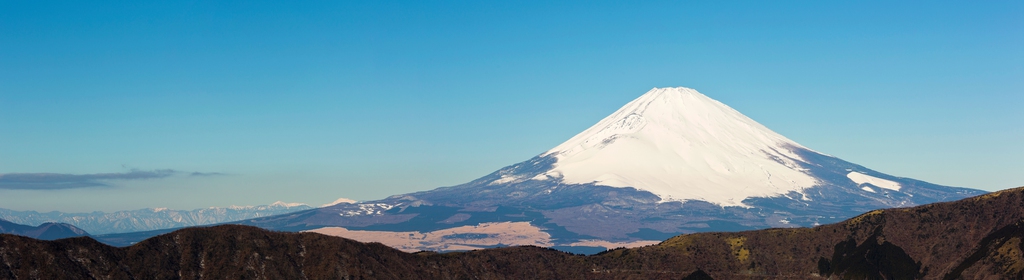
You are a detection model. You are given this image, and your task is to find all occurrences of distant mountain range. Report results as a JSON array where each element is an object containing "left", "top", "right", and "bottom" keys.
[
  {"left": 2, "top": 186, "right": 1021, "bottom": 279},
  {"left": 0, "top": 201, "right": 314, "bottom": 235}
]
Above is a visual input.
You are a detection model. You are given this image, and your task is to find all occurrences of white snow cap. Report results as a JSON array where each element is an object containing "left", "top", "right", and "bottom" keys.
[
  {"left": 270, "top": 201, "right": 309, "bottom": 208},
  {"left": 321, "top": 197, "right": 358, "bottom": 207},
  {"left": 541, "top": 87, "right": 819, "bottom": 207}
]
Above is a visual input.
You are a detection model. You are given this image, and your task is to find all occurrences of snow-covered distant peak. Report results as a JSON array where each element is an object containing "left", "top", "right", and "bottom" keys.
[
  {"left": 270, "top": 201, "right": 309, "bottom": 208},
  {"left": 540, "top": 87, "right": 820, "bottom": 207},
  {"left": 321, "top": 197, "right": 358, "bottom": 207},
  {"left": 226, "top": 201, "right": 309, "bottom": 210}
]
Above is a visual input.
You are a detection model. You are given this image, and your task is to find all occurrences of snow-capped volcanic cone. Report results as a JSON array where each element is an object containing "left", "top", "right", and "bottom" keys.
[
  {"left": 224, "top": 87, "right": 985, "bottom": 254},
  {"left": 533, "top": 87, "right": 817, "bottom": 206}
]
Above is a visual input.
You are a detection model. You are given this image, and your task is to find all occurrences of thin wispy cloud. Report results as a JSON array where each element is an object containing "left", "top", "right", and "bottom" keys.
[
  {"left": 0, "top": 169, "right": 223, "bottom": 190},
  {"left": 189, "top": 172, "right": 227, "bottom": 177}
]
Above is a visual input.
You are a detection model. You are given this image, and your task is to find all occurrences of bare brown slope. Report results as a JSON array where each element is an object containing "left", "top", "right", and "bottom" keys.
[
  {"left": 0, "top": 225, "right": 597, "bottom": 280},
  {"left": 0, "top": 187, "right": 1022, "bottom": 280},
  {"left": 591, "top": 186, "right": 1024, "bottom": 279}
]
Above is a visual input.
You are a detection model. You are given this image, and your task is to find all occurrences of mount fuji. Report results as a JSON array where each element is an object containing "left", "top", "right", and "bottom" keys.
[
  {"left": 112, "top": 87, "right": 986, "bottom": 252},
  {"left": 501, "top": 87, "right": 822, "bottom": 207}
]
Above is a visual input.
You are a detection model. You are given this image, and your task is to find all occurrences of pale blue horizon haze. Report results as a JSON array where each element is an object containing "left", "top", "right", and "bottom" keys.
[{"left": 1, "top": 1, "right": 1021, "bottom": 212}]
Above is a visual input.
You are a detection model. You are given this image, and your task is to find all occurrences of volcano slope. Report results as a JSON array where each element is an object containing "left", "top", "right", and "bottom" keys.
[
  {"left": 223, "top": 87, "right": 984, "bottom": 253},
  {"left": 1, "top": 187, "right": 1022, "bottom": 279}
]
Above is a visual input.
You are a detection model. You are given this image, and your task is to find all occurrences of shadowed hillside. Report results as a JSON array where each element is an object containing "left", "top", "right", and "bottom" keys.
[
  {"left": 0, "top": 219, "right": 89, "bottom": 240},
  {"left": 1, "top": 187, "right": 1022, "bottom": 279}
]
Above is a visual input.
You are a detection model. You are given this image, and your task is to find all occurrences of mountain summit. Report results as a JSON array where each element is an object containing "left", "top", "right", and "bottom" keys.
[
  {"left": 210, "top": 87, "right": 986, "bottom": 253},
  {"left": 527, "top": 87, "right": 818, "bottom": 206}
]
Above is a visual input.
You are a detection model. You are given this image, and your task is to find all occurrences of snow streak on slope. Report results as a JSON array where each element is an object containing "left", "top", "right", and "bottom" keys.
[
  {"left": 847, "top": 172, "right": 901, "bottom": 191},
  {"left": 540, "top": 87, "right": 819, "bottom": 206}
]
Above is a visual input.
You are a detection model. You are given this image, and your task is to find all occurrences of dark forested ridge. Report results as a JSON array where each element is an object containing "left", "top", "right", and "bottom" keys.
[{"left": 2, "top": 187, "right": 1023, "bottom": 280}]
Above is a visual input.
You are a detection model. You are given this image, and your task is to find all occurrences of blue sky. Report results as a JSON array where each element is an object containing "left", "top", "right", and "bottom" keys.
[{"left": 1, "top": 1, "right": 1021, "bottom": 212}]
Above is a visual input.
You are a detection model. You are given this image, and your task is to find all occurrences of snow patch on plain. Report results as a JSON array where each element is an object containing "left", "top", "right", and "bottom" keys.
[
  {"left": 541, "top": 87, "right": 820, "bottom": 207},
  {"left": 847, "top": 172, "right": 901, "bottom": 191},
  {"left": 338, "top": 203, "right": 395, "bottom": 216}
]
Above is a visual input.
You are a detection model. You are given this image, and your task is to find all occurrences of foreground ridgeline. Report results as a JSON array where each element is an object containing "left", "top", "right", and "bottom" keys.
[{"left": 2, "top": 187, "right": 1023, "bottom": 279}]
